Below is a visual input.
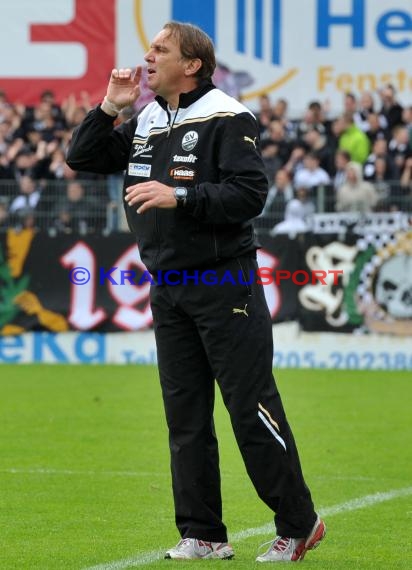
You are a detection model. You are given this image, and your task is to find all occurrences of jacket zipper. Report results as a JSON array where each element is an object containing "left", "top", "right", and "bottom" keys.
[{"left": 153, "top": 106, "right": 179, "bottom": 268}]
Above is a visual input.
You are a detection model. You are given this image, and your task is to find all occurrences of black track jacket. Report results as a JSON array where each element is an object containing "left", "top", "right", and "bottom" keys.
[{"left": 66, "top": 82, "right": 268, "bottom": 273}]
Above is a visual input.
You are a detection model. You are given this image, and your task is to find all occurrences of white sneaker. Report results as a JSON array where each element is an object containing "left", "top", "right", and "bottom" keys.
[
  {"left": 165, "top": 538, "right": 234, "bottom": 560},
  {"left": 256, "top": 516, "right": 326, "bottom": 562}
]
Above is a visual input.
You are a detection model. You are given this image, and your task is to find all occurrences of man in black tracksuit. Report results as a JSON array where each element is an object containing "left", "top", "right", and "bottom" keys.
[{"left": 66, "top": 21, "right": 325, "bottom": 562}]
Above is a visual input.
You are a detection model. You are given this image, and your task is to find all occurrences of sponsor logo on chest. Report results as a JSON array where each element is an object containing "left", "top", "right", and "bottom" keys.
[
  {"left": 181, "top": 130, "right": 198, "bottom": 152},
  {"left": 173, "top": 153, "right": 198, "bottom": 163},
  {"left": 129, "top": 163, "right": 152, "bottom": 177},
  {"left": 170, "top": 167, "right": 196, "bottom": 181},
  {"left": 133, "top": 143, "right": 153, "bottom": 158}
]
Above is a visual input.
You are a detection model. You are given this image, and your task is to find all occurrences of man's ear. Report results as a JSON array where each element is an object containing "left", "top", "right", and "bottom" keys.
[{"left": 184, "top": 58, "right": 202, "bottom": 77}]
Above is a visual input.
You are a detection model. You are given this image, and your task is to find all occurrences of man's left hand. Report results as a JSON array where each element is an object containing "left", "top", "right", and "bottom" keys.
[{"left": 125, "top": 181, "right": 176, "bottom": 213}]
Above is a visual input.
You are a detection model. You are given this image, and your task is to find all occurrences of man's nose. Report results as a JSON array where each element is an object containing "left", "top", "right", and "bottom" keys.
[{"left": 144, "top": 50, "right": 153, "bottom": 63}]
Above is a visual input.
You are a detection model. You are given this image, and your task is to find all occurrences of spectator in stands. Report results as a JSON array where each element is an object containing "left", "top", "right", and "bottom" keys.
[
  {"left": 10, "top": 147, "right": 39, "bottom": 180},
  {"left": 20, "top": 95, "right": 65, "bottom": 146},
  {"left": 333, "top": 149, "right": 351, "bottom": 190},
  {"left": 259, "top": 168, "right": 294, "bottom": 227},
  {"left": 0, "top": 198, "right": 9, "bottom": 231},
  {"left": 399, "top": 156, "right": 412, "bottom": 212},
  {"left": 293, "top": 151, "right": 330, "bottom": 189},
  {"left": 272, "top": 97, "right": 296, "bottom": 140},
  {"left": 255, "top": 93, "right": 274, "bottom": 135},
  {"left": 260, "top": 139, "right": 283, "bottom": 184},
  {"left": 295, "top": 186, "right": 316, "bottom": 218},
  {"left": 302, "top": 125, "right": 334, "bottom": 174},
  {"left": 336, "top": 161, "right": 378, "bottom": 213},
  {"left": 46, "top": 147, "right": 67, "bottom": 180},
  {"left": 365, "top": 112, "right": 389, "bottom": 145},
  {"left": 402, "top": 105, "right": 412, "bottom": 147},
  {"left": 52, "top": 180, "right": 104, "bottom": 234},
  {"left": 12, "top": 89, "right": 64, "bottom": 131},
  {"left": 367, "top": 156, "right": 394, "bottom": 211},
  {"left": 264, "top": 119, "right": 292, "bottom": 163},
  {"left": 363, "top": 139, "right": 399, "bottom": 182},
  {"left": 0, "top": 101, "right": 22, "bottom": 135},
  {"left": 355, "top": 91, "right": 388, "bottom": 134},
  {"left": 296, "top": 100, "right": 328, "bottom": 138},
  {"left": 343, "top": 92, "right": 357, "bottom": 116},
  {"left": 332, "top": 112, "right": 370, "bottom": 165},
  {"left": 0, "top": 120, "right": 13, "bottom": 155},
  {"left": 400, "top": 156, "right": 412, "bottom": 188},
  {"left": 378, "top": 84, "right": 404, "bottom": 131},
  {"left": 9, "top": 175, "right": 41, "bottom": 215},
  {"left": 1, "top": 83, "right": 410, "bottom": 233},
  {"left": 0, "top": 148, "right": 13, "bottom": 179},
  {"left": 283, "top": 141, "right": 308, "bottom": 178},
  {"left": 39, "top": 89, "right": 66, "bottom": 123},
  {"left": 269, "top": 198, "right": 310, "bottom": 238},
  {"left": 388, "top": 125, "right": 411, "bottom": 175},
  {"left": 272, "top": 97, "right": 287, "bottom": 120},
  {"left": 61, "top": 92, "right": 92, "bottom": 129}
]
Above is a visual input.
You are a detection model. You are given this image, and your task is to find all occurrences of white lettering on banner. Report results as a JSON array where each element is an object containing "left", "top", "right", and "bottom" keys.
[
  {"left": 107, "top": 245, "right": 153, "bottom": 330},
  {"left": 299, "top": 242, "right": 357, "bottom": 327},
  {"left": 61, "top": 242, "right": 154, "bottom": 331},
  {"left": 0, "top": 0, "right": 86, "bottom": 77},
  {"left": 60, "top": 242, "right": 107, "bottom": 329},
  {"left": 59, "top": 243, "right": 280, "bottom": 332}
]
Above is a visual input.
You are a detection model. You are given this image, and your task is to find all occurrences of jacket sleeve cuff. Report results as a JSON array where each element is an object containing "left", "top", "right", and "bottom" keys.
[
  {"left": 184, "top": 187, "right": 197, "bottom": 212},
  {"left": 97, "top": 104, "right": 119, "bottom": 123}
]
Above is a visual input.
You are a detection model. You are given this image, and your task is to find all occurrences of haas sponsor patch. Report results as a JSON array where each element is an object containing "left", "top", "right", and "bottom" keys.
[{"left": 170, "top": 167, "right": 196, "bottom": 181}]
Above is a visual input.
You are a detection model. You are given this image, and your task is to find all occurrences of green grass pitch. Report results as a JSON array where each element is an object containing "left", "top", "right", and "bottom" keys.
[{"left": 0, "top": 365, "right": 411, "bottom": 569}]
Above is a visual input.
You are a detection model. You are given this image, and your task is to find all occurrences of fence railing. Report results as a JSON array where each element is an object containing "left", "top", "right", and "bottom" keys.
[
  {"left": 254, "top": 182, "right": 412, "bottom": 236},
  {"left": 0, "top": 177, "right": 128, "bottom": 234},
  {"left": 0, "top": 179, "right": 411, "bottom": 236}
]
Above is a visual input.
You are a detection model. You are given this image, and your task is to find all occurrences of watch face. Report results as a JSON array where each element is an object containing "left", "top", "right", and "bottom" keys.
[{"left": 175, "top": 187, "right": 187, "bottom": 198}]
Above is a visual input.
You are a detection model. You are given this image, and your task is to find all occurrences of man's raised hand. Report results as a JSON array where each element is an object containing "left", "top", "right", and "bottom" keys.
[{"left": 104, "top": 66, "right": 142, "bottom": 113}]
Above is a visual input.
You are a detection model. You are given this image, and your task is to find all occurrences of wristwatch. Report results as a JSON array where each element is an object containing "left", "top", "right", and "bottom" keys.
[{"left": 174, "top": 186, "right": 188, "bottom": 208}]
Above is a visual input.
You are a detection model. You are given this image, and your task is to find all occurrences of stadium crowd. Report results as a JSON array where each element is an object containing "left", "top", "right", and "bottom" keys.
[
  {"left": 0, "top": 89, "right": 131, "bottom": 233},
  {"left": 0, "top": 83, "right": 411, "bottom": 235}
]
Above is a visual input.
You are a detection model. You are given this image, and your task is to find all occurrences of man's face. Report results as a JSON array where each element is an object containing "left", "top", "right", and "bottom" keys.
[
  {"left": 304, "top": 155, "right": 318, "bottom": 171},
  {"left": 275, "top": 170, "right": 289, "bottom": 188},
  {"left": 381, "top": 87, "right": 394, "bottom": 105},
  {"left": 144, "top": 29, "right": 188, "bottom": 99}
]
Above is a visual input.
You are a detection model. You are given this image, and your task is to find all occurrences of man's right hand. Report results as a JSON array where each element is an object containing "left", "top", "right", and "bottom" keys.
[{"left": 102, "top": 66, "right": 142, "bottom": 115}]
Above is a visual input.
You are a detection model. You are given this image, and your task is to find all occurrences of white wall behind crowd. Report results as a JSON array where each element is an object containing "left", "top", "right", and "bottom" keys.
[{"left": 1, "top": 0, "right": 411, "bottom": 114}]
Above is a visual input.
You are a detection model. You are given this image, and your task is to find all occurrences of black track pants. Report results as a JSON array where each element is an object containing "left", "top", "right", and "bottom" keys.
[{"left": 150, "top": 256, "right": 317, "bottom": 542}]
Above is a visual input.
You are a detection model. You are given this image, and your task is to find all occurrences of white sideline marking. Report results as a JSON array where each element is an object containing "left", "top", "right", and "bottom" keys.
[
  {"left": 83, "top": 486, "right": 412, "bottom": 569},
  {"left": 0, "top": 468, "right": 166, "bottom": 478},
  {"left": 1, "top": 468, "right": 377, "bottom": 483}
]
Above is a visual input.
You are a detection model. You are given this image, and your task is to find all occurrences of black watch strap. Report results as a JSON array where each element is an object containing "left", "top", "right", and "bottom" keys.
[{"left": 174, "top": 186, "right": 188, "bottom": 208}]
